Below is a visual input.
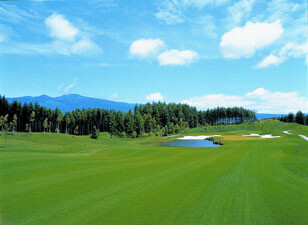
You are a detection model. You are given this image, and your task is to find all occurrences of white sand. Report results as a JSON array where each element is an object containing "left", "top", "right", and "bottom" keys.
[
  {"left": 177, "top": 135, "right": 221, "bottom": 140},
  {"left": 299, "top": 135, "right": 308, "bottom": 141},
  {"left": 283, "top": 131, "right": 292, "bottom": 135},
  {"left": 260, "top": 134, "right": 281, "bottom": 139},
  {"left": 243, "top": 134, "right": 260, "bottom": 137},
  {"left": 242, "top": 134, "right": 280, "bottom": 139}
]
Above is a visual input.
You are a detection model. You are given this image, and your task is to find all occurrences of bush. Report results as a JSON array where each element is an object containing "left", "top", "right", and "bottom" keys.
[
  {"left": 213, "top": 140, "right": 224, "bottom": 145},
  {"left": 132, "top": 131, "right": 137, "bottom": 138},
  {"left": 119, "top": 132, "right": 126, "bottom": 138},
  {"left": 91, "top": 126, "right": 99, "bottom": 139}
]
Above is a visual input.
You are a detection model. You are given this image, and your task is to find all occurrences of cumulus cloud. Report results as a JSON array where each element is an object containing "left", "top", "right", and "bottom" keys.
[
  {"left": 182, "top": 88, "right": 308, "bottom": 114},
  {"left": 256, "top": 42, "right": 308, "bottom": 68},
  {"left": 146, "top": 93, "right": 164, "bottom": 101},
  {"left": 182, "top": 94, "right": 253, "bottom": 108},
  {"left": 157, "top": 49, "right": 198, "bottom": 66},
  {"left": 45, "top": 13, "right": 79, "bottom": 41},
  {"left": 3, "top": 13, "right": 101, "bottom": 56},
  {"left": 220, "top": 20, "right": 283, "bottom": 59},
  {"left": 129, "top": 38, "right": 164, "bottom": 58}
]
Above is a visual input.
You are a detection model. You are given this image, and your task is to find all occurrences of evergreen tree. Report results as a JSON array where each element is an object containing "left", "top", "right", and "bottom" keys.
[
  {"left": 64, "top": 113, "right": 71, "bottom": 134},
  {"left": 11, "top": 114, "right": 17, "bottom": 133},
  {"left": 91, "top": 125, "right": 99, "bottom": 139},
  {"left": 135, "top": 111, "right": 144, "bottom": 137},
  {"left": 116, "top": 111, "right": 125, "bottom": 134},
  {"left": 108, "top": 110, "right": 117, "bottom": 138},
  {"left": 29, "top": 111, "right": 35, "bottom": 133},
  {"left": 295, "top": 111, "right": 305, "bottom": 125},
  {"left": 287, "top": 113, "right": 294, "bottom": 122},
  {"left": 124, "top": 110, "right": 135, "bottom": 137},
  {"left": 43, "top": 118, "right": 48, "bottom": 133},
  {"left": 74, "top": 125, "right": 79, "bottom": 135},
  {"left": 0, "top": 115, "right": 4, "bottom": 132}
]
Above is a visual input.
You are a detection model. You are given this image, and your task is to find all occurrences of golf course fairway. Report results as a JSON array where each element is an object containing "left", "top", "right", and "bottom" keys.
[{"left": 1, "top": 120, "right": 308, "bottom": 225}]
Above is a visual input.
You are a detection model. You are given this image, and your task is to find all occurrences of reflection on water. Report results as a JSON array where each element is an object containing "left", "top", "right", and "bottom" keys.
[{"left": 162, "top": 140, "right": 221, "bottom": 147}]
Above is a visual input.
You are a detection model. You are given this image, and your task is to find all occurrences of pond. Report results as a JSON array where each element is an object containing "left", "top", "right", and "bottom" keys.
[{"left": 162, "top": 139, "right": 221, "bottom": 148}]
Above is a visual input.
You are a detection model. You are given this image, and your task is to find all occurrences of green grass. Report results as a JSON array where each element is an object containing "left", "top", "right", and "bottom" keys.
[{"left": 1, "top": 120, "right": 308, "bottom": 225}]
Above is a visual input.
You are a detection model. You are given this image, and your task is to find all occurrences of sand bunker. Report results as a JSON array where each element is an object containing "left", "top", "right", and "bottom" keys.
[
  {"left": 178, "top": 135, "right": 221, "bottom": 140},
  {"left": 283, "top": 131, "right": 292, "bottom": 135},
  {"left": 242, "top": 134, "right": 281, "bottom": 139}
]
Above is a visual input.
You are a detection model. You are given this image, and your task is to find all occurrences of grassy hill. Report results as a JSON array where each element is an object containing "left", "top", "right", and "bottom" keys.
[{"left": 0, "top": 120, "right": 307, "bottom": 225}]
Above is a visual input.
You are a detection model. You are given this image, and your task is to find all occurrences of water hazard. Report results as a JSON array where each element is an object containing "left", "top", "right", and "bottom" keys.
[{"left": 162, "top": 139, "right": 221, "bottom": 147}]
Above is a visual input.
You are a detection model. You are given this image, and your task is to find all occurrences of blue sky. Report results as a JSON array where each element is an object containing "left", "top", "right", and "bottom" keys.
[{"left": 0, "top": 0, "right": 307, "bottom": 113}]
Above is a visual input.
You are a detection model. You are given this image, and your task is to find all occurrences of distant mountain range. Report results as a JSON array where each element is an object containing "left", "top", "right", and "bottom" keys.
[
  {"left": 6, "top": 94, "right": 285, "bottom": 119},
  {"left": 6, "top": 94, "right": 135, "bottom": 112},
  {"left": 255, "top": 113, "right": 285, "bottom": 120}
]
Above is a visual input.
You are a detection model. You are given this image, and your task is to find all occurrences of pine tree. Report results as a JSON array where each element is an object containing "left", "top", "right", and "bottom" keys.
[
  {"left": 43, "top": 118, "right": 48, "bottom": 133},
  {"left": 108, "top": 110, "right": 117, "bottom": 138},
  {"left": 11, "top": 114, "right": 17, "bottom": 133},
  {"left": 295, "top": 111, "right": 305, "bottom": 125},
  {"left": 0, "top": 115, "right": 4, "bottom": 132},
  {"left": 91, "top": 126, "right": 99, "bottom": 139},
  {"left": 135, "top": 111, "right": 144, "bottom": 137},
  {"left": 29, "top": 111, "right": 35, "bottom": 133},
  {"left": 74, "top": 125, "right": 79, "bottom": 135},
  {"left": 56, "top": 113, "right": 63, "bottom": 133},
  {"left": 124, "top": 110, "right": 135, "bottom": 137},
  {"left": 65, "top": 113, "right": 71, "bottom": 134}
]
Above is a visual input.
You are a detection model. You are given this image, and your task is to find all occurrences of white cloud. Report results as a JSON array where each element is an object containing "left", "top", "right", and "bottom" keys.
[
  {"left": 256, "top": 54, "right": 281, "bottom": 68},
  {"left": 182, "top": 88, "right": 308, "bottom": 113},
  {"left": 1, "top": 13, "right": 101, "bottom": 56},
  {"left": 45, "top": 13, "right": 79, "bottom": 41},
  {"left": 155, "top": 1, "right": 184, "bottom": 25},
  {"left": 146, "top": 93, "right": 164, "bottom": 102},
  {"left": 220, "top": 20, "right": 283, "bottom": 59},
  {"left": 64, "top": 77, "right": 78, "bottom": 94},
  {"left": 129, "top": 39, "right": 164, "bottom": 58},
  {"left": 71, "top": 38, "right": 99, "bottom": 54},
  {"left": 158, "top": 49, "right": 198, "bottom": 66},
  {"left": 227, "top": 0, "right": 256, "bottom": 26},
  {"left": 58, "top": 77, "right": 78, "bottom": 94},
  {"left": 256, "top": 42, "right": 308, "bottom": 68},
  {"left": 246, "top": 87, "right": 269, "bottom": 97},
  {"left": 155, "top": 0, "right": 230, "bottom": 24},
  {"left": 110, "top": 92, "right": 118, "bottom": 99},
  {"left": 182, "top": 94, "right": 254, "bottom": 108},
  {"left": 197, "top": 15, "right": 217, "bottom": 39}
]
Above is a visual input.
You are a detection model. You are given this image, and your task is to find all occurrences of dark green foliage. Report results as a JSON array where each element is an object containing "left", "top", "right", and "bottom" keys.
[
  {"left": 91, "top": 126, "right": 99, "bottom": 139},
  {"left": 295, "top": 111, "right": 305, "bottom": 125},
  {"left": 279, "top": 111, "right": 307, "bottom": 126},
  {"left": 0, "top": 95, "right": 257, "bottom": 138}
]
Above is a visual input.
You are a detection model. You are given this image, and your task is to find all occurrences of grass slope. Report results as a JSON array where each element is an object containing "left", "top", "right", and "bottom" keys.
[{"left": 0, "top": 120, "right": 308, "bottom": 225}]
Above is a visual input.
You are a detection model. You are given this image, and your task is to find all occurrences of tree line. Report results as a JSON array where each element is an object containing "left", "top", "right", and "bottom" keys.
[
  {"left": 0, "top": 95, "right": 256, "bottom": 138},
  {"left": 278, "top": 111, "right": 308, "bottom": 126}
]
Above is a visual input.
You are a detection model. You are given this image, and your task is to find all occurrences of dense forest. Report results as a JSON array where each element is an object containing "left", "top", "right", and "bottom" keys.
[
  {"left": 278, "top": 111, "right": 308, "bottom": 126},
  {"left": 0, "top": 95, "right": 256, "bottom": 138}
]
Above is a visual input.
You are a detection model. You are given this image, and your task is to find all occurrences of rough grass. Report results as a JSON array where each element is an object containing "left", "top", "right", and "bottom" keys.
[{"left": 0, "top": 120, "right": 308, "bottom": 225}]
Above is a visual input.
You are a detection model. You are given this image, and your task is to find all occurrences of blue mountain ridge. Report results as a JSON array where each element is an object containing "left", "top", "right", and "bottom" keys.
[
  {"left": 6, "top": 94, "right": 135, "bottom": 113},
  {"left": 6, "top": 94, "right": 286, "bottom": 119}
]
